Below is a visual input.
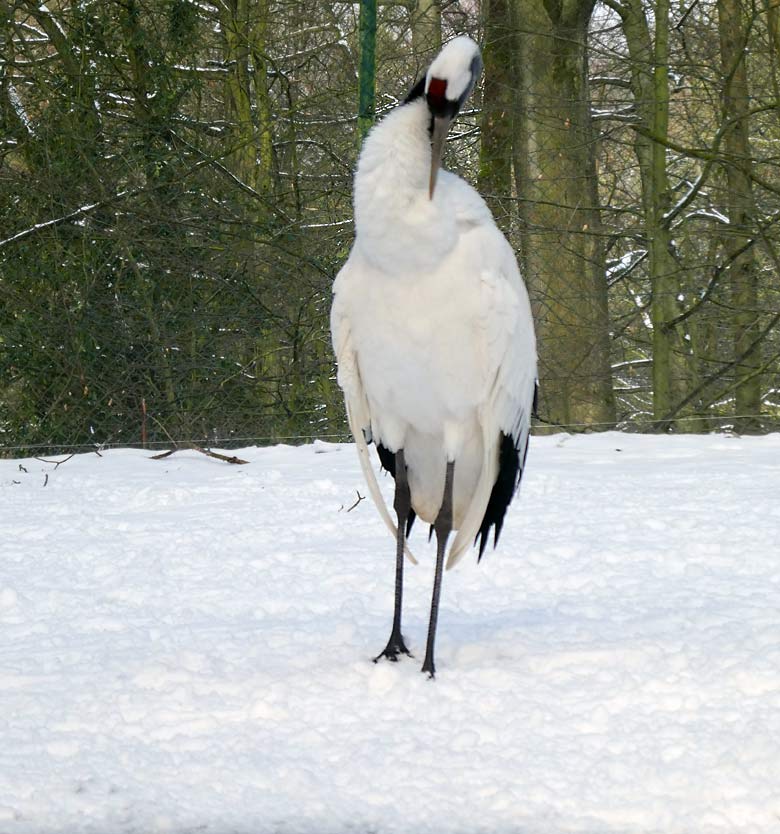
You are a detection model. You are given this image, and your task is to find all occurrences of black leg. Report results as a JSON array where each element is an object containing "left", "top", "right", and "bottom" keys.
[
  {"left": 374, "top": 449, "right": 413, "bottom": 662},
  {"left": 421, "top": 460, "right": 454, "bottom": 678}
]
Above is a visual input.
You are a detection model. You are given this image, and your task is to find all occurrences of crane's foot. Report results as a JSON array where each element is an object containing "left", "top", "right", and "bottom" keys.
[
  {"left": 374, "top": 629, "right": 412, "bottom": 663},
  {"left": 420, "top": 655, "right": 436, "bottom": 679}
]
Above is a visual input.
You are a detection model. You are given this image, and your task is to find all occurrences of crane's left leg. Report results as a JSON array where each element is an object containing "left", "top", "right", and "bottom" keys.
[
  {"left": 374, "top": 449, "right": 413, "bottom": 662},
  {"left": 421, "top": 461, "right": 454, "bottom": 678}
]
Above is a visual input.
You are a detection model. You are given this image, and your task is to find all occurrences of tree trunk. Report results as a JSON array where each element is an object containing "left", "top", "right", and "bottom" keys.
[
  {"left": 220, "top": 0, "right": 273, "bottom": 194},
  {"left": 618, "top": 0, "right": 690, "bottom": 428},
  {"left": 718, "top": 0, "right": 762, "bottom": 432},
  {"left": 249, "top": 0, "right": 274, "bottom": 196},
  {"left": 478, "top": 0, "right": 515, "bottom": 231},
  {"left": 409, "top": 0, "right": 441, "bottom": 65},
  {"left": 511, "top": 0, "right": 615, "bottom": 429}
]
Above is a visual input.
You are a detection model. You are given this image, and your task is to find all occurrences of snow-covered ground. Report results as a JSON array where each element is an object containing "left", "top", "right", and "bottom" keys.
[{"left": 1, "top": 432, "right": 779, "bottom": 834}]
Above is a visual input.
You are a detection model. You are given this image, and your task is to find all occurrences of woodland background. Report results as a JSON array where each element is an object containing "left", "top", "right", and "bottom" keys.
[{"left": 1, "top": 0, "right": 778, "bottom": 454}]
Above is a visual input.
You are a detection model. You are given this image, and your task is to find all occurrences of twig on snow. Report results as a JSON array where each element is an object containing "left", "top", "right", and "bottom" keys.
[
  {"left": 344, "top": 490, "right": 365, "bottom": 512},
  {"left": 34, "top": 454, "right": 75, "bottom": 469},
  {"left": 150, "top": 445, "right": 248, "bottom": 465}
]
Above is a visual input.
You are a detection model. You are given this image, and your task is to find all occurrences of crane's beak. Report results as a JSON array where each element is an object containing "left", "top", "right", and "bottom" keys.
[{"left": 429, "top": 114, "right": 452, "bottom": 199}]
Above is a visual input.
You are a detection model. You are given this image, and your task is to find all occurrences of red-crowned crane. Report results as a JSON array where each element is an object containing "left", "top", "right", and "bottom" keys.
[{"left": 331, "top": 35, "right": 537, "bottom": 677}]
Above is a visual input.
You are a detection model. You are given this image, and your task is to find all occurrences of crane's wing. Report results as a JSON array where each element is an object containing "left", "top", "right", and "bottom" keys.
[
  {"left": 447, "top": 238, "right": 537, "bottom": 569},
  {"left": 331, "top": 263, "right": 418, "bottom": 565}
]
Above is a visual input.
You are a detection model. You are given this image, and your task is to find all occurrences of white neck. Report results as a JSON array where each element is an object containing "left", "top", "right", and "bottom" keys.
[{"left": 353, "top": 99, "right": 456, "bottom": 273}]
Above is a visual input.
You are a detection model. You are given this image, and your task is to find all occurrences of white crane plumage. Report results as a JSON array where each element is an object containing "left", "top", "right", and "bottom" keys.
[{"left": 331, "top": 36, "right": 537, "bottom": 676}]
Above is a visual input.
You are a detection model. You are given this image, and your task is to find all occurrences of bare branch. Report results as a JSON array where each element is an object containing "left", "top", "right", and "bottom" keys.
[{"left": 150, "top": 445, "right": 249, "bottom": 464}]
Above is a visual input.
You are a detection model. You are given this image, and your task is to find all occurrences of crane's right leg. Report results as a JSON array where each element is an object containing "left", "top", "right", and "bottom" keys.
[
  {"left": 421, "top": 460, "right": 454, "bottom": 678},
  {"left": 374, "top": 449, "right": 413, "bottom": 662}
]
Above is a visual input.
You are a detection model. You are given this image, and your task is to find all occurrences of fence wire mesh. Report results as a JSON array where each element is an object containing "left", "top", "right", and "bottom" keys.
[{"left": 2, "top": 1, "right": 779, "bottom": 458}]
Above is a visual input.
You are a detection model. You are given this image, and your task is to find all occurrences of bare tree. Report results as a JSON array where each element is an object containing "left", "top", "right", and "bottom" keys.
[
  {"left": 717, "top": 0, "right": 762, "bottom": 431},
  {"left": 510, "top": 0, "right": 616, "bottom": 428}
]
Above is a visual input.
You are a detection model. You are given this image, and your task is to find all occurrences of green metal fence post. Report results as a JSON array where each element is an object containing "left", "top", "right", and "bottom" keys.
[{"left": 357, "top": 0, "right": 377, "bottom": 145}]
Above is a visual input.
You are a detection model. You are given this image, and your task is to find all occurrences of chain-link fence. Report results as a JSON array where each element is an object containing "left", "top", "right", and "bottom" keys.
[{"left": 2, "top": 1, "right": 779, "bottom": 458}]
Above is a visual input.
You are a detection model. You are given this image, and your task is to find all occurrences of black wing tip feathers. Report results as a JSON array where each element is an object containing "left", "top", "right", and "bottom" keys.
[
  {"left": 475, "top": 431, "right": 527, "bottom": 563},
  {"left": 375, "top": 442, "right": 395, "bottom": 475},
  {"left": 376, "top": 442, "right": 416, "bottom": 538},
  {"left": 377, "top": 435, "right": 528, "bottom": 558}
]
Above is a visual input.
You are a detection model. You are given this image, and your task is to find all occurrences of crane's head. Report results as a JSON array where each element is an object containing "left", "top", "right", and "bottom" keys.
[{"left": 423, "top": 36, "right": 482, "bottom": 199}]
